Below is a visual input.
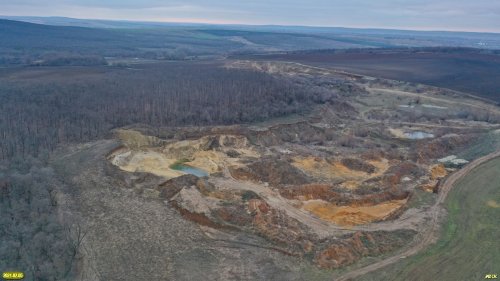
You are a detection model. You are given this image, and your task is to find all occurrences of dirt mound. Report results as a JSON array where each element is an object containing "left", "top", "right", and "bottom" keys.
[
  {"left": 115, "top": 129, "right": 164, "bottom": 148},
  {"left": 413, "top": 134, "right": 477, "bottom": 162},
  {"left": 292, "top": 156, "right": 388, "bottom": 182},
  {"left": 280, "top": 184, "right": 340, "bottom": 202},
  {"left": 170, "top": 200, "right": 228, "bottom": 229},
  {"left": 157, "top": 174, "right": 199, "bottom": 199},
  {"left": 419, "top": 164, "right": 449, "bottom": 193},
  {"left": 247, "top": 122, "right": 335, "bottom": 146},
  {"left": 315, "top": 230, "right": 415, "bottom": 269},
  {"left": 341, "top": 158, "right": 376, "bottom": 174},
  {"left": 230, "top": 158, "right": 311, "bottom": 186},
  {"left": 383, "top": 161, "right": 425, "bottom": 187},
  {"left": 430, "top": 164, "right": 448, "bottom": 180}
]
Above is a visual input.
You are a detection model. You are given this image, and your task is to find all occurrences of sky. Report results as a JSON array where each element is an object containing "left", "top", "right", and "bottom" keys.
[{"left": 1, "top": 0, "right": 500, "bottom": 32}]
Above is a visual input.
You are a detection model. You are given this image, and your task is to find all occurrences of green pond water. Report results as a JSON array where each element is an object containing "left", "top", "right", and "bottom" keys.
[{"left": 171, "top": 164, "right": 209, "bottom": 177}]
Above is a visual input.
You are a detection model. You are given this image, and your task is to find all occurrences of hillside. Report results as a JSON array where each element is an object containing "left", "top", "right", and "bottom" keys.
[
  {"left": 0, "top": 19, "right": 241, "bottom": 63},
  {"left": 3, "top": 18, "right": 500, "bottom": 67}
]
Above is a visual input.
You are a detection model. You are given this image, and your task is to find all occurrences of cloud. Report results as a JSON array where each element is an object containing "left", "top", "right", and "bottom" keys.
[{"left": 0, "top": 0, "right": 499, "bottom": 32}]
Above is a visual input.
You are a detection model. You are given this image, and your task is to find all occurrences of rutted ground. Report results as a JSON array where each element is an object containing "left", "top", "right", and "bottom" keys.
[
  {"left": 101, "top": 61, "right": 500, "bottom": 274},
  {"left": 344, "top": 151, "right": 500, "bottom": 281}
]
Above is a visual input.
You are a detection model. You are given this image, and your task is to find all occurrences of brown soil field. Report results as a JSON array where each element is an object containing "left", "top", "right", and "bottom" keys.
[{"left": 243, "top": 49, "right": 500, "bottom": 102}]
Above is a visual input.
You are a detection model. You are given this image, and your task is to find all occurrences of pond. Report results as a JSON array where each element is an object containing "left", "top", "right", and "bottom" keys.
[
  {"left": 404, "top": 131, "right": 434, "bottom": 139},
  {"left": 171, "top": 164, "right": 209, "bottom": 177}
]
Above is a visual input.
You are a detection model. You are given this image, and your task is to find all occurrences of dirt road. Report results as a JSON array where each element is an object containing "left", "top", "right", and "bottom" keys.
[
  {"left": 211, "top": 175, "right": 428, "bottom": 238},
  {"left": 336, "top": 150, "right": 500, "bottom": 281},
  {"left": 369, "top": 87, "right": 500, "bottom": 114}
]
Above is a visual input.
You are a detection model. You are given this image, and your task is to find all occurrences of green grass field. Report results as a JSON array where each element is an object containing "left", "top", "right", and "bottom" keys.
[
  {"left": 459, "top": 130, "right": 500, "bottom": 161},
  {"left": 359, "top": 156, "right": 500, "bottom": 281}
]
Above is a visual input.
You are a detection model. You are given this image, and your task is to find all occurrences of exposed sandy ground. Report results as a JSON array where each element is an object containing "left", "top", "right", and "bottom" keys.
[
  {"left": 339, "top": 181, "right": 359, "bottom": 190},
  {"left": 186, "top": 151, "right": 222, "bottom": 173},
  {"left": 111, "top": 150, "right": 183, "bottom": 179},
  {"left": 303, "top": 199, "right": 408, "bottom": 226},
  {"left": 430, "top": 164, "right": 447, "bottom": 180},
  {"left": 54, "top": 140, "right": 321, "bottom": 281},
  {"left": 110, "top": 132, "right": 261, "bottom": 179},
  {"left": 189, "top": 148, "right": 260, "bottom": 173},
  {"left": 211, "top": 175, "right": 428, "bottom": 238},
  {"left": 292, "top": 156, "right": 388, "bottom": 183},
  {"left": 388, "top": 128, "right": 407, "bottom": 139},
  {"left": 487, "top": 200, "right": 500, "bottom": 208},
  {"left": 115, "top": 129, "right": 163, "bottom": 148},
  {"left": 337, "top": 150, "right": 500, "bottom": 281},
  {"left": 421, "top": 164, "right": 449, "bottom": 192}
]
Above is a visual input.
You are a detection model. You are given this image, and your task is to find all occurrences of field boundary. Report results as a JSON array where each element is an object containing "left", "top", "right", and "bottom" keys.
[{"left": 337, "top": 150, "right": 500, "bottom": 281}]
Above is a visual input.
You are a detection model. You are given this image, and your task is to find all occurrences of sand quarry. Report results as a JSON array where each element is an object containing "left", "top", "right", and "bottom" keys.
[
  {"left": 108, "top": 129, "right": 418, "bottom": 227},
  {"left": 110, "top": 130, "right": 261, "bottom": 179}
]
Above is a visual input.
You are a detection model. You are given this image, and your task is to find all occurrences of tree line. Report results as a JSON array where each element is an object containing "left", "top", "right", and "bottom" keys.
[{"left": 0, "top": 62, "right": 337, "bottom": 159}]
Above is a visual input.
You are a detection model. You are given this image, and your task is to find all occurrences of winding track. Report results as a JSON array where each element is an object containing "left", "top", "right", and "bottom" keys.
[
  {"left": 336, "top": 150, "right": 500, "bottom": 281},
  {"left": 211, "top": 172, "right": 428, "bottom": 238}
]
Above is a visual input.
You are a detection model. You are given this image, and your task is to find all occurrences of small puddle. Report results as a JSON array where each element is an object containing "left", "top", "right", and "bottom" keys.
[
  {"left": 171, "top": 164, "right": 209, "bottom": 177},
  {"left": 404, "top": 131, "right": 434, "bottom": 139}
]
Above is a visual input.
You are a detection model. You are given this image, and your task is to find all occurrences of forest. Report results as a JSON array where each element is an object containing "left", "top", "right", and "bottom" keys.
[
  {"left": 0, "top": 62, "right": 338, "bottom": 160},
  {"left": 0, "top": 157, "right": 78, "bottom": 280}
]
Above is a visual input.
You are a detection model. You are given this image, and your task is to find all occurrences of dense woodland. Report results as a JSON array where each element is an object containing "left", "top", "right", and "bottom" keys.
[
  {"left": 0, "top": 157, "right": 78, "bottom": 280},
  {"left": 0, "top": 62, "right": 336, "bottom": 160}
]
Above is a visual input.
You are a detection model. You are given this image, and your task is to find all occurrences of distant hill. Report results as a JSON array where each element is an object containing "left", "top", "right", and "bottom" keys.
[
  {"left": 0, "top": 19, "right": 127, "bottom": 48},
  {"left": 0, "top": 16, "right": 211, "bottom": 28},
  {"left": 0, "top": 19, "right": 385, "bottom": 65},
  {"left": 1, "top": 18, "right": 500, "bottom": 66},
  {"left": 0, "top": 19, "right": 242, "bottom": 64}
]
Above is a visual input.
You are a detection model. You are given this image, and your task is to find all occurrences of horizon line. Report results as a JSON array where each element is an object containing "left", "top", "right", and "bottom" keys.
[{"left": 2, "top": 15, "right": 500, "bottom": 35}]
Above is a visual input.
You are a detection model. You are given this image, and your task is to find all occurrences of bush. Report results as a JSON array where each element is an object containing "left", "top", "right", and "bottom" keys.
[{"left": 241, "top": 190, "right": 260, "bottom": 201}]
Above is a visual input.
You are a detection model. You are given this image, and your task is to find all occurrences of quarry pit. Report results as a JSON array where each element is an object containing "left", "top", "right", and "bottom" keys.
[{"left": 105, "top": 61, "right": 500, "bottom": 270}]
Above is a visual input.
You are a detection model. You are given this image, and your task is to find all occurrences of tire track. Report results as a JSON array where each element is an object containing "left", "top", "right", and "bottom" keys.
[{"left": 336, "top": 150, "right": 500, "bottom": 281}]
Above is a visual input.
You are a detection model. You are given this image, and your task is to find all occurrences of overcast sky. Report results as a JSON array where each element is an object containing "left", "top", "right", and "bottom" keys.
[{"left": 1, "top": 0, "right": 500, "bottom": 32}]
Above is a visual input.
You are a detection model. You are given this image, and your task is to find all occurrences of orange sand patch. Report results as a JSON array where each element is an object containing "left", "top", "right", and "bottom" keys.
[
  {"left": 422, "top": 181, "right": 438, "bottom": 193},
  {"left": 340, "top": 181, "right": 359, "bottom": 190},
  {"left": 368, "top": 159, "right": 389, "bottom": 173},
  {"left": 303, "top": 199, "right": 407, "bottom": 226},
  {"left": 292, "top": 156, "right": 388, "bottom": 183},
  {"left": 430, "top": 164, "right": 447, "bottom": 180}
]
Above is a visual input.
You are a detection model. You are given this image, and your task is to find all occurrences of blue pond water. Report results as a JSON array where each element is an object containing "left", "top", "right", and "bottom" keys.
[
  {"left": 174, "top": 164, "right": 209, "bottom": 177},
  {"left": 404, "top": 131, "right": 434, "bottom": 139}
]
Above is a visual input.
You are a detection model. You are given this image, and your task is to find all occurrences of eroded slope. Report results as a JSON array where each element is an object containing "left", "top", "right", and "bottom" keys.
[{"left": 65, "top": 61, "right": 500, "bottom": 277}]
